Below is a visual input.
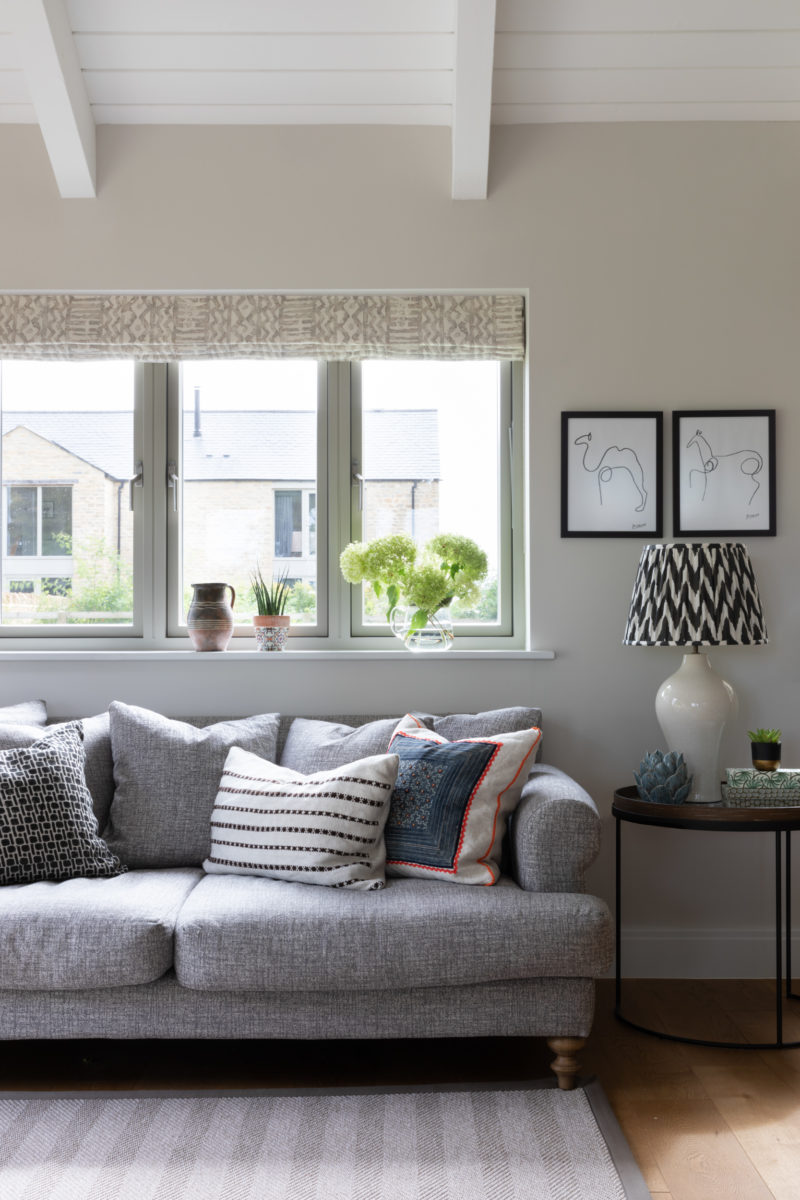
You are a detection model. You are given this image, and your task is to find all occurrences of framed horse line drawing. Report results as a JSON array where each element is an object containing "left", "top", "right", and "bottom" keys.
[
  {"left": 673, "top": 410, "right": 776, "bottom": 537},
  {"left": 561, "top": 411, "right": 663, "bottom": 537}
]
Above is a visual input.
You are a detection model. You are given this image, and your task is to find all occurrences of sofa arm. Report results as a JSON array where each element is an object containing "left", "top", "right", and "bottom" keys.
[{"left": 508, "top": 765, "right": 601, "bottom": 893}]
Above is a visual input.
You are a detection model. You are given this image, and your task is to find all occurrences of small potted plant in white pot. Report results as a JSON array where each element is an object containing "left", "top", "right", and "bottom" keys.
[
  {"left": 748, "top": 727, "right": 782, "bottom": 772},
  {"left": 250, "top": 566, "right": 292, "bottom": 652}
]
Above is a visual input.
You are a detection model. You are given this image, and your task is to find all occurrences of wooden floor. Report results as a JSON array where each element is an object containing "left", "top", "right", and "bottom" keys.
[{"left": 3, "top": 980, "right": 800, "bottom": 1200}]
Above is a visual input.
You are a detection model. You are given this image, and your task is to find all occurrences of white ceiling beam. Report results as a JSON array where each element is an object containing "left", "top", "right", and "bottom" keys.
[
  {"left": 451, "top": 0, "right": 497, "bottom": 200},
  {"left": 10, "top": 0, "right": 95, "bottom": 197}
]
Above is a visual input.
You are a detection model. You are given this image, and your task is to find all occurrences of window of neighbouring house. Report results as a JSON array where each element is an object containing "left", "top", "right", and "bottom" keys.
[{"left": 7, "top": 485, "right": 72, "bottom": 557}]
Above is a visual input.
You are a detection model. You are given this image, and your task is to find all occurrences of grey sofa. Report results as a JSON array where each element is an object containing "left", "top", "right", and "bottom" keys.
[{"left": 0, "top": 705, "right": 613, "bottom": 1090}]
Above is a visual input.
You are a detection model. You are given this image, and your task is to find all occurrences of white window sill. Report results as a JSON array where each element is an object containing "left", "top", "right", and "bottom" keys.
[{"left": 0, "top": 647, "right": 555, "bottom": 662}]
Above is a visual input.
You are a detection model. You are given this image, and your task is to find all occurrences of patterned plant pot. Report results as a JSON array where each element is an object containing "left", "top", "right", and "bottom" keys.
[{"left": 253, "top": 614, "right": 291, "bottom": 652}]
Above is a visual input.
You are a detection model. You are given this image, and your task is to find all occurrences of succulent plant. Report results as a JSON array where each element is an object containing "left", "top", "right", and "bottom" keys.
[
  {"left": 634, "top": 750, "right": 693, "bottom": 805},
  {"left": 747, "top": 728, "right": 781, "bottom": 743}
]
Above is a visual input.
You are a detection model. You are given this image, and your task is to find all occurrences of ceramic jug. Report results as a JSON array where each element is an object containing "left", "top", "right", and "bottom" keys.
[{"left": 186, "top": 582, "right": 236, "bottom": 651}]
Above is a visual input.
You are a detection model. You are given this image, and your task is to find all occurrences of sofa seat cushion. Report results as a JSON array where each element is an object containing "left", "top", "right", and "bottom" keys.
[
  {"left": 0, "top": 868, "right": 202, "bottom": 990},
  {"left": 174, "top": 874, "right": 611, "bottom": 992}
]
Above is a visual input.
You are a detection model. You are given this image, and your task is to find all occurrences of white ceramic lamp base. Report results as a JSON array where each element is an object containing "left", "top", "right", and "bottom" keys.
[{"left": 655, "top": 650, "right": 737, "bottom": 805}]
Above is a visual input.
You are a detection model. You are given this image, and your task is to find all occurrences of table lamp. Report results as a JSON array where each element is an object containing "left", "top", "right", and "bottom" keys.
[{"left": 623, "top": 543, "right": 768, "bottom": 804}]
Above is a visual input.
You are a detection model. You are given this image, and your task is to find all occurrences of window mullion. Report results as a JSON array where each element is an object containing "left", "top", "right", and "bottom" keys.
[
  {"left": 35, "top": 485, "right": 42, "bottom": 556},
  {"left": 145, "top": 363, "right": 169, "bottom": 642},
  {"left": 326, "top": 360, "right": 352, "bottom": 645}
]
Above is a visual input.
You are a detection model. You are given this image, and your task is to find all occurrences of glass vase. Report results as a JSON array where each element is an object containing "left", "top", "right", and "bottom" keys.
[{"left": 390, "top": 606, "right": 455, "bottom": 653}]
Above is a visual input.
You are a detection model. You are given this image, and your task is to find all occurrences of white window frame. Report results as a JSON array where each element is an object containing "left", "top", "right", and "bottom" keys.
[
  {"left": 0, "top": 359, "right": 527, "bottom": 651},
  {"left": 164, "top": 360, "right": 329, "bottom": 640},
  {"left": 0, "top": 362, "right": 148, "bottom": 641},
  {"left": 345, "top": 360, "right": 524, "bottom": 649}
]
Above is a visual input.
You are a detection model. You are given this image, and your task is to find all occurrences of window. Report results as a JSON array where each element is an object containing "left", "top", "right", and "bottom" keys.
[
  {"left": 0, "top": 360, "right": 137, "bottom": 631},
  {"left": 352, "top": 361, "right": 512, "bottom": 634},
  {"left": 7, "top": 485, "right": 72, "bottom": 558},
  {"left": 168, "top": 360, "right": 322, "bottom": 633},
  {"left": 274, "top": 489, "right": 316, "bottom": 558},
  {"left": 0, "top": 294, "right": 525, "bottom": 649}
]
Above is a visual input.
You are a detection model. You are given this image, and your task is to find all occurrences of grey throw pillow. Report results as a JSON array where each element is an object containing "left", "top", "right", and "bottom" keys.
[
  {"left": 0, "top": 700, "right": 47, "bottom": 726},
  {"left": 0, "top": 713, "right": 114, "bottom": 829},
  {"left": 280, "top": 708, "right": 542, "bottom": 773},
  {"left": 280, "top": 717, "right": 412, "bottom": 773},
  {"left": 104, "top": 702, "right": 281, "bottom": 868},
  {"left": 0, "top": 723, "right": 125, "bottom": 885},
  {"left": 433, "top": 706, "right": 543, "bottom": 742}
]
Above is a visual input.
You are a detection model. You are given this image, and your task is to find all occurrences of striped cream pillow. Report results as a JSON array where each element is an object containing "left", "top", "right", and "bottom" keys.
[{"left": 203, "top": 746, "right": 399, "bottom": 891}]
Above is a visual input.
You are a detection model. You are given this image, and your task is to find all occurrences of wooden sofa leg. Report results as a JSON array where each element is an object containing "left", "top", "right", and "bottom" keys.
[{"left": 546, "top": 1037, "right": 585, "bottom": 1090}]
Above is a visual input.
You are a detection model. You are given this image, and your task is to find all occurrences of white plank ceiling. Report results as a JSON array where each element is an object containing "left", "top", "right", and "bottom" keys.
[{"left": 1, "top": 0, "right": 800, "bottom": 199}]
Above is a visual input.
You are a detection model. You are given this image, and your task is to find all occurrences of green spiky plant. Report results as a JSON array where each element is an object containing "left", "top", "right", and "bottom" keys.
[
  {"left": 250, "top": 566, "right": 291, "bottom": 616},
  {"left": 747, "top": 728, "right": 782, "bottom": 743}
]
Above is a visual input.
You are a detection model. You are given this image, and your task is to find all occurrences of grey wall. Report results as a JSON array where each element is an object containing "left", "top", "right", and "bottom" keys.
[{"left": 2, "top": 121, "right": 799, "bottom": 975}]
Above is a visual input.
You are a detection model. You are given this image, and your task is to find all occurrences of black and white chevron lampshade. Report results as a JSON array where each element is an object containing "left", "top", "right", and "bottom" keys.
[{"left": 623, "top": 543, "right": 768, "bottom": 648}]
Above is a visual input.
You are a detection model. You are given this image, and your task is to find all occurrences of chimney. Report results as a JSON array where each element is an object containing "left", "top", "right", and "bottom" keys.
[{"left": 193, "top": 387, "right": 202, "bottom": 437}]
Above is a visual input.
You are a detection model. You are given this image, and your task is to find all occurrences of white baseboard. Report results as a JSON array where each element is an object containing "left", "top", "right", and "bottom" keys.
[{"left": 611, "top": 927, "right": 799, "bottom": 978}]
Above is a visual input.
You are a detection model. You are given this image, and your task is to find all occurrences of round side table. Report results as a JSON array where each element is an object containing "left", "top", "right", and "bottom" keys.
[{"left": 614, "top": 785, "right": 800, "bottom": 1049}]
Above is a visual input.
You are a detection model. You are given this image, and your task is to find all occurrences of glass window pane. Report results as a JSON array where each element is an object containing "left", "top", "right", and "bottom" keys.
[
  {"left": 360, "top": 361, "right": 501, "bottom": 625},
  {"left": 7, "top": 487, "right": 36, "bottom": 556},
  {"left": 41, "top": 486, "right": 72, "bottom": 555},
  {"left": 179, "top": 361, "right": 318, "bottom": 627},
  {"left": 42, "top": 576, "right": 72, "bottom": 597},
  {"left": 0, "top": 361, "right": 135, "bottom": 627}
]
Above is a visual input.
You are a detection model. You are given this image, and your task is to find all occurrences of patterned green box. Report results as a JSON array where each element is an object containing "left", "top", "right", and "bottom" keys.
[
  {"left": 722, "top": 784, "right": 800, "bottom": 808},
  {"left": 726, "top": 768, "right": 800, "bottom": 790}
]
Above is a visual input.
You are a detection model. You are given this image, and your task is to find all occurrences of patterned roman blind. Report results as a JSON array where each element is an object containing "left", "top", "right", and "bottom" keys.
[{"left": 0, "top": 293, "right": 525, "bottom": 361}]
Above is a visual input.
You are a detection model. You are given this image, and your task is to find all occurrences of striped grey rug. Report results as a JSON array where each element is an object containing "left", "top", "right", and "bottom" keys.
[{"left": 0, "top": 1081, "right": 648, "bottom": 1200}]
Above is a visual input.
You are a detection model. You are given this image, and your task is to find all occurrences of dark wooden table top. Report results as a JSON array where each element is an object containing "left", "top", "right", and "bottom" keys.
[{"left": 613, "top": 784, "right": 800, "bottom": 832}]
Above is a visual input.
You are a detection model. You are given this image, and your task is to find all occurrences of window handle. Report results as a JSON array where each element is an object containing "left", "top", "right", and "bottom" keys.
[
  {"left": 508, "top": 424, "right": 515, "bottom": 531},
  {"left": 129, "top": 461, "right": 143, "bottom": 511},
  {"left": 352, "top": 466, "right": 364, "bottom": 512},
  {"left": 167, "top": 460, "right": 179, "bottom": 513}
]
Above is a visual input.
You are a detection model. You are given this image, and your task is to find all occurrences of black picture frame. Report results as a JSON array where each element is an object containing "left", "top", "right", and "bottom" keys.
[
  {"left": 561, "top": 411, "right": 663, "bottom": 538},
  {"left": 673, "top": 410, "right": 776, "bottom": 537}
]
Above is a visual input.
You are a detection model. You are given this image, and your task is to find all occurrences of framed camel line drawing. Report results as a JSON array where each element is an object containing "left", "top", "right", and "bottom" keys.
[
  {"left": 673, "top": 410, "right": 776, "bottom": 537},
  {"left": 561, "top": 411, "right": 663, "bottom": 537}
]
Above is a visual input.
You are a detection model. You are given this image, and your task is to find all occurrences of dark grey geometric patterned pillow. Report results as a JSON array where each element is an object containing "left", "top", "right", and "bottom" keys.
[{"left": 0, "top": 723, "right": 126, "bottom": 885}]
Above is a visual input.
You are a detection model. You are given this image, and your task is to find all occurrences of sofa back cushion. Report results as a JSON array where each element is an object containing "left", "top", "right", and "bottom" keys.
[
  {"left": 280, "top": 717, "right": 426, "bottom": 773},
  {"left": 0, "top": 699, "right": 48, "bottom": 726},
  {"left": 103, "top": 703, "right": 280, "bottom": 868},
  {"left": 280, "top": 707, "right": 542, "bottom": 772},
  {"left": 0, "top": 713, "right": 113, "bottom": 829}
]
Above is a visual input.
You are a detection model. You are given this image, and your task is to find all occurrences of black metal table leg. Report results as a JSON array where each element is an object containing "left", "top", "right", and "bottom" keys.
[
  {"left": 787, "top": 831, "right": 793, "bottom": 1000},
  {"left": 776, "top": 831, "right": 783, "bottom": 1045},
  {"left": 615, "top": 815, "right": 621, "bottom": 1012}
]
